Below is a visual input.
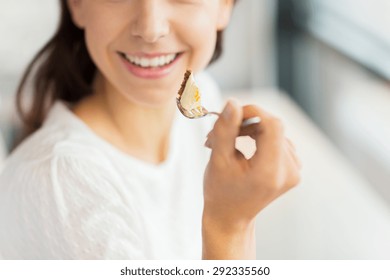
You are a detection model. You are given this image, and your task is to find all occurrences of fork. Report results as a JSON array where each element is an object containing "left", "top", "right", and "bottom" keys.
[{"left": 176, "top": 98, "right": 261, "bottom": 127}]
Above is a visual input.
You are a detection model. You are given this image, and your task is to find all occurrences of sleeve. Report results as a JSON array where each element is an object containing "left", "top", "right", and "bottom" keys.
[
  {"left": 41, "top": 154, "right": 146, "bottom": 259},
  {"left": 0, "top": 130, "right": 6, "bottom": 172}
]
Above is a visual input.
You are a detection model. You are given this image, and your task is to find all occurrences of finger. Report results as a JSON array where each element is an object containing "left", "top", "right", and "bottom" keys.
[
  {"left": 235, "top": 148, "right": 247, "bottom": 162},
  {"left": 238, "top": 105, "right": 276, "bottom": 140},
  {"left": 242, "top": 104, "right": 274, "bottom": 124},
  {"left": 238, "top": 123, "right": 260, "bottom": 139},
  {"left": 204, "top": 137, "right": 211, "bottom": 149},
  {"left": 285, "top": 149, "right": 302, "bottom": 188},
  {"left": 286, "top": 141, "right": 302, "bottom": 170},
  {"left": 286, "top": 138, "right": 296, "bottom": 151},
  {"left": 284, "top": 138, "right": 302, "bottom": 169},
  {"left": 240, "top": 105, "right": 286, "bottom": 164},
  {"left": 237, "top": 105, "right": 272, "bottom": 138},
  {"left": 208, "top": 99, "right": 243, "bottom": 159}
]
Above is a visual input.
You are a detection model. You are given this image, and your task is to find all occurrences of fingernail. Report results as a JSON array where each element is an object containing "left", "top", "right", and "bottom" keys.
[{"left": 222, "top": 101, "right": 233, "bottom": 120}]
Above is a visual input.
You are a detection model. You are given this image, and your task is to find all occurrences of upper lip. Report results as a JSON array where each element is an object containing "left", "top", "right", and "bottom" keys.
[{"left": 118, "top": 51, "right": 180, "bottom": 58}]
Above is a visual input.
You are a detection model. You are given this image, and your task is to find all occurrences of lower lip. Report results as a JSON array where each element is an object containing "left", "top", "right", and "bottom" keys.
[{"left": 119, "top": 53, "right": 182, "bottom": 79}]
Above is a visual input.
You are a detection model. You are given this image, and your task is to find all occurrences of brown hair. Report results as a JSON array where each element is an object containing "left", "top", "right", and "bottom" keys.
[{"left": 15, "top": 0, "right": 237, "bottom": 144}]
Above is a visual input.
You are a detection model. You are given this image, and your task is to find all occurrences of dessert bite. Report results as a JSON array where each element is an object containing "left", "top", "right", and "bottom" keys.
[{"left": 177, "top": 70, "right": 204, "bottom": 118}]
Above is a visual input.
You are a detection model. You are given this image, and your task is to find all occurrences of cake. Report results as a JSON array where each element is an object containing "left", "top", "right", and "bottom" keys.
[{"left": 177, "top": 70, "right": 203, "bottom": 117}]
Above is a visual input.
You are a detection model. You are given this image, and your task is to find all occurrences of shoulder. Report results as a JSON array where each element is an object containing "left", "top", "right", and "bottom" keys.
[
  {"left": 0, "top": 103, "right": 147, "bottom": 259},
  {"left": 0, "top": 102, "right": 120, "bottom": 192},
  {"left": 0, "top": 144, "right": 143, "bottom": 259},
  {"left": 1, "top": 132, "right": 118, "bottom": 190},
  {"left": 0, "top": 130, "right": 6, "bottom": 172}
]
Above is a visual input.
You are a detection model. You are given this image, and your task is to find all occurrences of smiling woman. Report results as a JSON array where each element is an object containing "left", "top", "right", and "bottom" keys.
[
  {"left": 15, "top": 0, "right": 234, "bottom": 139},
  {"left": 0, "top": 0, "right": 301, "bottom": 260}
]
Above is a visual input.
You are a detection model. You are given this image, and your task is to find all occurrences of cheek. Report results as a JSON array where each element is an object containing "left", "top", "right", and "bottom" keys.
[
  {"left": 83, "top": 16, "right": 121, "bottom": 76},
  {"left": 191, "top": 33, "right": 217, "bottom": 71},
  {"left": 179, "top": 15, "right": 219, "bottom": 71}
]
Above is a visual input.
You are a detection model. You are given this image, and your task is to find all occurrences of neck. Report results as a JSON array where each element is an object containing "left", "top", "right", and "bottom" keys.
[{"left": 74, "top": 76, "right": 177, "bottom": 164}]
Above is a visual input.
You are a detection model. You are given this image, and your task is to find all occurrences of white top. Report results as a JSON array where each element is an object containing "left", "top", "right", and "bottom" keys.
[
  {"left": 0, "top": 131, "right": 6, "bottom": 172},
  {"left": 0, "top": 95, "right": 8, "bottom": 172},
  {"left": 0, "top": 73, "right": 221, "bottom": 260}
]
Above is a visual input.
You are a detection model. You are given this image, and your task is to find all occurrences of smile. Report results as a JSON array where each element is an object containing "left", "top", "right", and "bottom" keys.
[{"left": 119, "top": 52, "right": 179, "bottom": 68}]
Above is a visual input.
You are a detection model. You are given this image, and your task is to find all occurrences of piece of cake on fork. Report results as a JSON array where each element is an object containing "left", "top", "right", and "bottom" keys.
[{"left": 177, "top": 70, "right": 203, "bottom": 117}]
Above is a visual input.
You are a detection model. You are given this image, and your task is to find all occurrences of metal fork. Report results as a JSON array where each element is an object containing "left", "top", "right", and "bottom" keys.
[{"left": 176, "top": 97, "right": 261, "bottom": 127}]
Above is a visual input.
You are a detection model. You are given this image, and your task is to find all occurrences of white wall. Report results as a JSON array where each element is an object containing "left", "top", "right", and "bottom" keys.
[
  {"left": 308, "top": 0, "right": 390, "bottom": 79},
  {"left": 208, "top": 0, "right": 277, "bottom": 90},
  {"left": 0, "top": 0, "right": 59, "bottom": 79},
  {"left": 0, "top": 1, "right": 59, "bottom": 147}
]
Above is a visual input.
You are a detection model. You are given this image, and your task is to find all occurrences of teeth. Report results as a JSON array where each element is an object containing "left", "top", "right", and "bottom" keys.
[
  {"left": 124, "top": 53, "right": 177, "bottom": 68},
  {"left": 158, "top": 57, "right": 165, "bottom": 66},
  {"left": 151, "top": 57, "right": 159, "bottom": 67},
  {"left": 140, "top": 58, "right": 148, "bottom": 67}
]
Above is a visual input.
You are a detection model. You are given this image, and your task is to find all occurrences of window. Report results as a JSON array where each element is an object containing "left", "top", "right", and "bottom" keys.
[{"left": 296, "top": 0, "right": 390, "bottom": 78}]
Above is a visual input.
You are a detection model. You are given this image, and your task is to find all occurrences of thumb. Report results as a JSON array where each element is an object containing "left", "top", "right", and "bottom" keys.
[{"left": 208, "top": 99, "right": 243, "bottom": 159}]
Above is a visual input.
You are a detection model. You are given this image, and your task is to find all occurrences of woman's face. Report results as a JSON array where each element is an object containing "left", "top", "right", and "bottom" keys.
[{"left": 68, "top": 0, "right": 233, "bottom": 107}]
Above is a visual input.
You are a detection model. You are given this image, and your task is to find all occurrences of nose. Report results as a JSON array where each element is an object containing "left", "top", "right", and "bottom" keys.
[{"left": 131, "top": 1, "right": 170, "bottom": 43}]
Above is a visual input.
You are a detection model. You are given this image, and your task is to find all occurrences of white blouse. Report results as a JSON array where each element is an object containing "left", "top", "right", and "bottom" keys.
[
  {"left": 0, "top": 132, "right": 5, "bottom": 172},
  {"left": 0, "top": 72, "right": 222, "bottom": 259}
]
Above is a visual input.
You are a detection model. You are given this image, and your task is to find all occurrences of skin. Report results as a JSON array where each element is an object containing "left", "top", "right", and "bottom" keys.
[{"left": 67, "top": 0, "right": 301, "bottom": 259}]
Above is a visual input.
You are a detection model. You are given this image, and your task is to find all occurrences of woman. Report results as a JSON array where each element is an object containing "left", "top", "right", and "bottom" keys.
[{"left": 0, "top": 0, "right": 301, "bottom": 259}]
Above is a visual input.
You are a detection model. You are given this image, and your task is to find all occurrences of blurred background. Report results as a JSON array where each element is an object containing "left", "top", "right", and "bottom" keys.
[{"left": 1, "top": 0, "right": 390, "bottom": 259}]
